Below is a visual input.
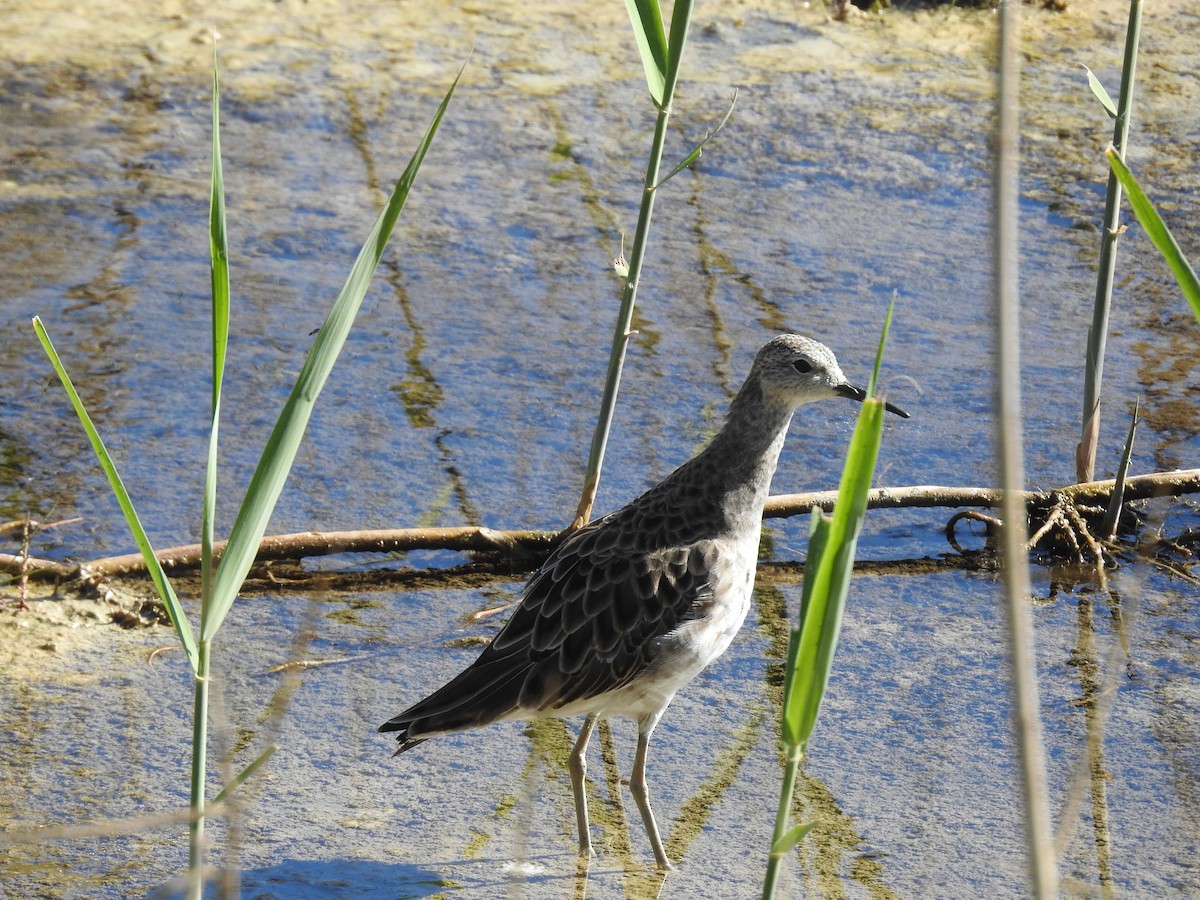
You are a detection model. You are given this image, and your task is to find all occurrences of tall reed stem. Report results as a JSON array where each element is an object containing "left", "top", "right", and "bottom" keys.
[
  {"left": 572, "top": 0, "right": 694, "bottom": 528},
  {"left": 573, "top": 111, "right": 671, "bottom": 527},
  {"left": 1077, "top": 0, "right": 1143, "bottom": 482},
  {"left": 187, "top": 639, "right": 211, "bottom": 900},
  {"left": 994, "top": 1, "right": 1057, "bottom": 895},
  {"left": 763, "top": 746, "right": 803, "bottom": 897}
]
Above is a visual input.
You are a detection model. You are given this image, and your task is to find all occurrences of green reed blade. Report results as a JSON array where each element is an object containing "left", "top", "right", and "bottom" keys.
[
  {"left": 203, "top": 67, "right": 463, "bottom": 641},
  {"left": 787, "top": 399, "right": 884, "bottom": 747},
  {"left": 1106, "top": 148, "right": 1200, "bottom": 324},
  {"left": 781, "top": 509, "right": 828, "bottom": 748},
  {"left": 624, "top": 0, "right": 668, "bottom": 103},
  {"left": 767, "top": 309, "right": 895, "bottom": 898},
  {"left": 766, "top": 402, "right": 884, "bottom": 899},
  {"left": 784, "top": 304, "right": 894, "bottom": 749},
  {"left": 203, "top": 58, "right": 230, "bottom": 614},
  {"left": 31, "top": 318, "right": 198, "bottom": 669},
  {"left": 662, "top": 0, "right": 694, "bottom": 93}
]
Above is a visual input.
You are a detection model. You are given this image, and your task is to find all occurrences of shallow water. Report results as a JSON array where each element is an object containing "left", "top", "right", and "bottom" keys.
[{"left": 2, "top": 0, "right": 1199, "bottom": 897}]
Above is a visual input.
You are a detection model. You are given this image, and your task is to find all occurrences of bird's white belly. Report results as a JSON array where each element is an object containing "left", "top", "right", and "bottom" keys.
[{"left": 564, "top": 534, "right": 759, "bottom": 722}]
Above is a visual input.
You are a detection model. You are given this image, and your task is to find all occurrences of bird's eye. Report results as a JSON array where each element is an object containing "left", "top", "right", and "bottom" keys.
[{"left": 792, "top": 359, "right": 813, "bottom": 374}]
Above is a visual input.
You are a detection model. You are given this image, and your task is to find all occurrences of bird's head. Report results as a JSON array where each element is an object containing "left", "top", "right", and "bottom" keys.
[{"left": 751, "top": 333, "right": 909, "bottom": 418}]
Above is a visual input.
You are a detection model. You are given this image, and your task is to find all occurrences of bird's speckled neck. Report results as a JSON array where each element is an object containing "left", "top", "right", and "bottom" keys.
[{"left": 664, "top": 373, "right": 800, "bottom": 537}]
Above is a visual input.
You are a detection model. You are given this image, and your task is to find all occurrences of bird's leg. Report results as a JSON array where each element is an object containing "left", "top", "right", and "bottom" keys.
[
  {"left": 630, "top": 715, "right": 674, "bottom": 871},
  {"left": 569, "top": 714, "right": 598, "bottom": 858}
]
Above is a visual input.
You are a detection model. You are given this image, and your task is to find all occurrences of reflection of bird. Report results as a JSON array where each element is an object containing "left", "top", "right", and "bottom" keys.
[{"left": 380, "top": 334, "right": 908, "bottom": 870}]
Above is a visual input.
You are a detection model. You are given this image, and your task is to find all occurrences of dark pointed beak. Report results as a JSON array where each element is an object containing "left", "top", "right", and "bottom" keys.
[{"left": 835, "top": 382, "right": 910, "bottom": 418}]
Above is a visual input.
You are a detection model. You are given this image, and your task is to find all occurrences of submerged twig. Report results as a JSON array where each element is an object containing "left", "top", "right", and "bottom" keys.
[
  {"left": 946, "top": 510, "right": 1003, "bottom": 555},
  {"left": 263, "top": 656, "right": 368, "bottom": 674}
]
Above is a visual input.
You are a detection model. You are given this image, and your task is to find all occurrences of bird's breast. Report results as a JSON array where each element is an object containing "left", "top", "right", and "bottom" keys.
[{"left": 656, "top": 532, "right": 760, "bottom": 676}]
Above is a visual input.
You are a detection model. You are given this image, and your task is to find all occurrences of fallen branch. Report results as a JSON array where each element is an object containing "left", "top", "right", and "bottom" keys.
[
  {"left": 4, "top": 469, "right": 1197, "bottom": 585},
  {"left": 0, "top": 553, "right": 71, "bottom": 579},
  {"left": 764, "top": 468, "right": 1200, "bottom": 517},
  {"left": 76, "top": 527, "right": 558, "bottom": 581}
]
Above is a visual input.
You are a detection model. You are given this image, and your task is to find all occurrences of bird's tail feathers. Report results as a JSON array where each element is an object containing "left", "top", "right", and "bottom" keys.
[{"left": 379, "top": 654, "right": 530, "bottom": 747}]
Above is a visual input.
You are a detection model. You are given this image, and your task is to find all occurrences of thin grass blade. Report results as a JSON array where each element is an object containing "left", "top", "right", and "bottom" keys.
[
  {"left": 210, "top": 744, "right": 278, "bottom": 807},
  {"left": 868, "top": 292, "right": 897, "bottom": 397},
  {"left": 1106, "top": 148, "right": 1200, "bottom": 323},
  {"left": 771, "top": 821, "right": 818, "bottom": 856},
  {"left": 31, "top": 318, "right": 198, "bottom": 668},
  {"left": 203, "top": 68, "right": 463, "bottom": 640},
  {"left": 653, "top": 89, "right": 737, "bottom": 189},
  {"left": 1084, "top": 67, "right": 1118, "bottom": 119},
  {"left": 624, "top": 0, "right": 668, "bottom": 104}
]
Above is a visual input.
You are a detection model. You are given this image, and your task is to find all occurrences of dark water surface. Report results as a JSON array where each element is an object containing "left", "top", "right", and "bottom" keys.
[{"left": 2, "top": 0, "right": 1198, "bottom": 897}]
